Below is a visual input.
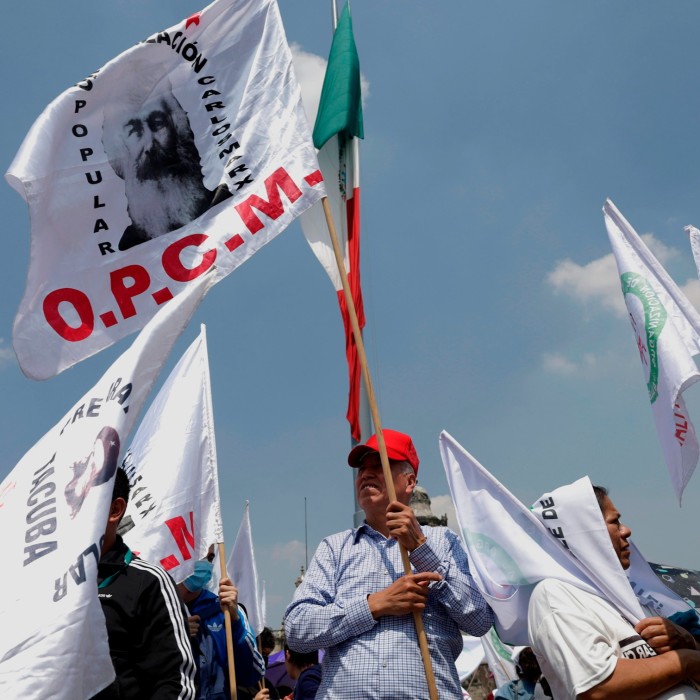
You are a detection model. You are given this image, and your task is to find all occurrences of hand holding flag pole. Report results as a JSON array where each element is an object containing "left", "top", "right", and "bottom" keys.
[
  {"left": 217, "top": 542, "right": 238, "bottom": 700},
  {"left": 320, "top": 197, "right": 439, "bottom": 700}
]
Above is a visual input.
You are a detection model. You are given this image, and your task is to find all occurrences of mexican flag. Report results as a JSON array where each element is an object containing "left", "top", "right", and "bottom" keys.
[{"left": 300, "top": 2, "right": 366, "bottom": 441}]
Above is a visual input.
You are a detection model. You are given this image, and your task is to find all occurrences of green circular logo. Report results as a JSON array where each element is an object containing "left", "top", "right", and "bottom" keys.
[
  {"left": 621, "top": 272, "right": 667, "bottom": 404},
  {"left": 464, "top": 531, "right": 529, "bottom": 590},
  {"left": 489, "top": 627, "right": 513, "bottom": 661}
]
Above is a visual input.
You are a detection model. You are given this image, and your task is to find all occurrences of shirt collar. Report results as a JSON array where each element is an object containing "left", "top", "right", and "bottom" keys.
[{"left": 352, "top": 521, "right": 391, "bottom": 544}]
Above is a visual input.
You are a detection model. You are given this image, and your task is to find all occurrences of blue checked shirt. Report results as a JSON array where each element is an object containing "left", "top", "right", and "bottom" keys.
[{"left": 284, "top": 523, "right": 494, "bottom": 700}]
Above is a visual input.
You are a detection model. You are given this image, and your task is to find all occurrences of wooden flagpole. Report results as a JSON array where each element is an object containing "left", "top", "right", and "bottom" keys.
[
  {"left": 321, "top": 197, "right": 439, "bottom": 700},
  {"left": 218, "top": 541, "right": 238, "bottom": 700}
]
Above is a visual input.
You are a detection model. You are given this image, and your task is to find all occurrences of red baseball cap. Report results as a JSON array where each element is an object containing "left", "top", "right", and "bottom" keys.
[{"left": 347, "top": 429, "right": 420, "bottom": 475}]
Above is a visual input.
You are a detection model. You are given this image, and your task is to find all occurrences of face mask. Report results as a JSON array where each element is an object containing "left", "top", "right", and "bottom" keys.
[{"left": 183, "top": 559, "right": 214, "bottom": 592}]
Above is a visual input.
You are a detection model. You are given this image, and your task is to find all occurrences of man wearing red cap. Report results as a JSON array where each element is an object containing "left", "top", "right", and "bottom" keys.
[{"left": 284, "top": 429, "right": 494, "bottom": 700}]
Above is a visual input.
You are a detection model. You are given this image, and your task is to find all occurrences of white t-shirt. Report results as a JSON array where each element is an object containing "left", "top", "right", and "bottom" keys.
[{"left": 528, "top": 578, "right": 700, "bottom": 700}]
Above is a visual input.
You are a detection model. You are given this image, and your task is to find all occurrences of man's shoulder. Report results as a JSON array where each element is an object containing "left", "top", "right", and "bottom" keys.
[
  {"left": 321, "top": 528, "right": 358, "bottom": 547},
  {"left": 424, "top": 525, "right": 456, "bottom": 542},
  {"left": 532, "top": 577, "right": 581, "bottom": 601},
  {"left": 529, "top": 578, "right": 614, "bottom": 625}
]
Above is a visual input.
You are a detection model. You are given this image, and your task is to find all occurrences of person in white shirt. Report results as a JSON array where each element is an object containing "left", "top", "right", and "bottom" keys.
[{"left": 528, "top": 485, "right": 700, "bottom": 700}]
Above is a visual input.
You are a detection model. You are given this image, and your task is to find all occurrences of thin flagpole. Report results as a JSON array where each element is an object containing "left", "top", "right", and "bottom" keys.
[
  {"left": 304, "top": 496, "right": 308, "bottom": 570},
  {"left": 321, "top": 197, "right": 439, "bottom": 700},
  {"left": 218, "top": 542, "right": 238, "bottom": 700},
  {"left": 200, "top": 326, "right": 237, "bottom": 699}
]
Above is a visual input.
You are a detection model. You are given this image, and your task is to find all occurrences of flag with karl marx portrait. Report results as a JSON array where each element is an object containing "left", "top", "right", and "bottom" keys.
[{"left": 6, "top": 0, "right": 324, "bottom": 380}]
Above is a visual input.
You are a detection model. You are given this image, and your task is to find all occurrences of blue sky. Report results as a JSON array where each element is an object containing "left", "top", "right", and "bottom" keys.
[{"left": 2, "top": 1, "right": 700, "bottom": 627}]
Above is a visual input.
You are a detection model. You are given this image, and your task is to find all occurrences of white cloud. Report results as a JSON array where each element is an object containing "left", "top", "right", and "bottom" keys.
[
  {"left": 547, "top": 234, "right": 687, "bottom": 317},
  {"left": 681, "top": 278, "right": 700, "bottom": 310},
  {"left": 542, "top": 352, "right": 596, "bottom": 375},
  {"left": 542, "top": 352, "right": 577, "bottom": 375},
  {"left": 0, "top": 338, "right": 14, "bottom": 370},
  {"left": 270, "top": 539, "right": 306, "bottom": 568},
  {"left": 291, "top": 44, "right": 327, "bottom": 128},
  {"left": 291, "top": 43, "right": 370, "bottom": 131}
]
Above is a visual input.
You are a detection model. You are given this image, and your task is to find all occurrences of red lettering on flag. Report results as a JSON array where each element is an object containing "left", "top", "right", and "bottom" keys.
[
  {"left": 43, "top": 287, "right": 95, "bottom": 341},
  {"left": 110, "top": 265, "right": 151, "bottom": 319},
  {"left": 162, "top": 234, "right": 217, "bottom": 282},
  {"left": 163, "top": 512, "right": 196, "bottom": 562},
  {"left": 235, "top": 167, "right": 302, "bottom": 234}
]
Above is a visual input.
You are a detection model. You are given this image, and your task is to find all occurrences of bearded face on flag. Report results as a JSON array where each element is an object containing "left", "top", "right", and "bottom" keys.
[
  {"left": 64, "top": 426, "right": 121, "bottom": 519},
  {"left": 101, "top": 67, "right": 230, "bottom": 251}
]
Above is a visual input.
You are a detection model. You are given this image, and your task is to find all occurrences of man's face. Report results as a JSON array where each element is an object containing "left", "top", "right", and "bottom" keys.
[
  {"left": 355, "top": 453, "right": 415, "bottom": 515},
  {"left": 123, "top": 100, "right": 178, "bottom": 181},
  {"left": 601, "top": 495, "right": 632, "bottom": 569}
]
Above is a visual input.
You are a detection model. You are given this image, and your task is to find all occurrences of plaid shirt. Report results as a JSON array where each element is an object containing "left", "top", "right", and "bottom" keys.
[{"left": 284, "top": 523, "right": 494, "bottom": 700}]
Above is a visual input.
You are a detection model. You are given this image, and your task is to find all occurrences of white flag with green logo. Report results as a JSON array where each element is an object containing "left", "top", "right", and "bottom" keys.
[
  {"left": 604, "top": 199, "right": 700, "bottom": 503},
  {"left": 439, "top": 431, "right": 607, "bottom": 645},
  {"left": 440, "top": 431, "right": 694, "bottom": 645}
]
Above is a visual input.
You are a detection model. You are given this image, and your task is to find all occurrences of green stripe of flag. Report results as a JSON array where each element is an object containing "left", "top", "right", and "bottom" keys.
[{"left": 312, "top": 2, "right": 364, "bottom": 149}]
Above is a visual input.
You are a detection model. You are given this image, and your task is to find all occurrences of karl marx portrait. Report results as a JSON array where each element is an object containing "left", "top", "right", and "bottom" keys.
[
  {"left": 102, "top": 74, "right": 229, "bottom": 251},
  {"left": 64, "top": 426, "right": 121, "bottom": 519}
]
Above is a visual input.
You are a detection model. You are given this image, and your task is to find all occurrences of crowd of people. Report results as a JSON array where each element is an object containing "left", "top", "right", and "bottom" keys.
[{"left": 90, "top": 429, "right": 700, "bottom": 700}]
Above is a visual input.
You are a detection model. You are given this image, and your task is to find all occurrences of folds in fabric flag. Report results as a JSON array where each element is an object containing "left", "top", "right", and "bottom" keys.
[
  {"left": 0, "top": 273, "right": 212, "bottom": 699},
  {"left": 604, "top": 200, "right": 700, "bottom": 503},
  {"left": 227, "top": 501, "right": 265, "bottom": 635},
  {"left": 7, "top": 0, "right": 324, "bottom": 381},
  {"left": 117, "top": 324, "right": 223, "bottom": 585},
  {"left": 299, "top": 2, "right": 366, "bottom": 441},
  {"left": 439, "top": 431, "right": 645, "bottom": 645}
]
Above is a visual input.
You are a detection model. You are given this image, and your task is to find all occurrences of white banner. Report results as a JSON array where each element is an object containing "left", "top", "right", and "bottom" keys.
[
  {"left": 7, "top": 0, "right": 324, "bottom": 380},
  {"left": 117, "top": 324, "right": 222, "bottom": 584},
  {"left": 0, "top": 274, "right": 212, "bottom": 698},
  {"left": 604, "top": 200, "right": 700, "bottom": 502},
  {"left": 227, "top": 502, "right": 264, "bottom": 635}
]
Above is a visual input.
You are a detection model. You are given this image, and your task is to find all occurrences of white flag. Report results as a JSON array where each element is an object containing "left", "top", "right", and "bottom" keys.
[
  {"left": 261, "top": 579, "right": 267, "bottom": 629},
  {"left": 686, "top": 225, "right": 700, "bottom": 279},
  {"left": 0, "top": 273, "right": 212, "bottom": 699},
  {"left": 480, "top": 629, "right": 517, "bottom": 689},
  {"left": 604, "top": 199, "right": 700, "bottom": 502},
  {"left": 227, "top": 502, "right": 264, "bottom": 635},
  {"left": 7, "top": 0, "right": 324, "bottom": 380},
  {"left": 439, "top": 431, "right": 644, "bottom": 645},
  {"left": 454, "top": 635, "right": 486, "bottom": 682},
  {"left": 117, "top": 324, "right": 222, "bottom": 584}
]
